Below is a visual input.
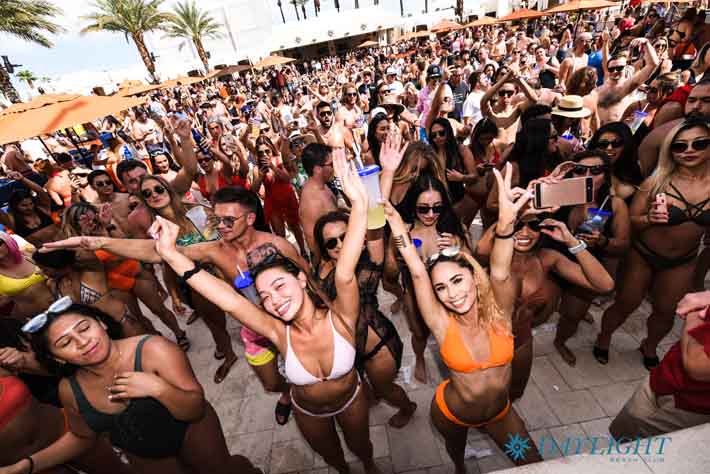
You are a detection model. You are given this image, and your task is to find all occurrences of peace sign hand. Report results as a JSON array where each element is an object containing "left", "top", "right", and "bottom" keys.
[{"left": 493, "top": 162, "right": 532, "bottom": 232}]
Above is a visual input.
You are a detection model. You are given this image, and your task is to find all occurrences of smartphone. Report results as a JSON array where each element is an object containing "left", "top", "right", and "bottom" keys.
[
  {"left": 655, "top": 193, "right": 667, "bottom": 213},
  {"left": 533, "top": 177, "right": 594, "bottom": 209}
]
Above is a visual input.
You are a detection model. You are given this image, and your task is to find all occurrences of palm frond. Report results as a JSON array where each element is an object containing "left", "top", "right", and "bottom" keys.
[
  {"left": 0, "top": 0, "right": 65, "bottom": 48},
  {"left": 164, "top": 0, "right": 224, "bottom": 42}
]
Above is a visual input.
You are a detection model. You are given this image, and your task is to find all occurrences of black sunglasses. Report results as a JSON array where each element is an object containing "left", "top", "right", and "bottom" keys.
[
  {"left": 430, "top": 130, "right": 447, "bottom": 139},
  {"left": 324, "top": 233, "right": 345, "bottom": 250},
  {"left": 572, "top": 164, "right": 608, "bottom": 176},
  {"left": 257, "top": 148, "right": 272, "bottom": 157},
  {"left": 597, "top": 139, "right": 624, "bottom": 149},
  {"left": 209, "top": 214, "right": 247, "bottom": 227},
  {"left": 514, "top": 219, "right": 543, "bottom": 232},
  {"left": 608, "top": 66, "right": 625, "bottom": 73},
  {"left": 345, "top": 92, "right": 358, "bottom": 97},
  {"left": 93, "top": 179, "right": 113, "bottom": 187},
  {"left": 319, "top": 110, "right": 333, "bottom": 117},
  {"left": 669, "top": 138, "right": 710, "bottom": 154},
  {"left": 416, "top": 204, "right": 445, "bottom": 215},
  {"left": 141, "top": 185, "right": 166, "bottom": 199},
  {"left": 498, "top": 90, "right": 515, "bottom": 97}
]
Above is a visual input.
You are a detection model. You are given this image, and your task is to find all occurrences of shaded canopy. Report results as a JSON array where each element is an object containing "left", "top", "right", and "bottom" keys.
[
  {"left": 430, "top": 19, "right": 462, "bottom": 33},
  {"left": 0, "top": 94, "right": 80, "bottom": 116},
  {"left": 0, "top": 95, "right": 145, "bottom": 145},
  {"left": 464, "top": 16, "right": 497, "bottom": 28},
  {"left": 357, "top": 40, "right": 379, "bottom": 48},
  {"left": 545, "top": 0, "right": 619, "bottom": 14},
  {"left": 400, "top": 30, "right": 432, "bottom": 40},
  {"left": 159, "top": 75, "right": 206, "bottom": 89},
  {"left": 253, "top": 55, "right": 296, "bottom": 69},
  {"left": 206, "top": 65, "right": 252, "bottom": 78},
  {"left": 496, "top": 9, "right": 547, "bottom": 23}
]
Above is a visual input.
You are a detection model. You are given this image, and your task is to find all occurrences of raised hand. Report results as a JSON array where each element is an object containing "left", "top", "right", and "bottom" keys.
[
  {"left": 380, "top": 131, "right": 408, "bottom": 173},
  {"left": 333, "top": 149, "right": 367, "bottom": 208},
  {"left": 383, "top": 201, "right": 407, "bottom": 236},
  {"left": 40, "top": 236, "right": 100, "bottom": 252},
  {"left": 173, "top": 118, "right": 192, "bottom": 140},
  {"left": 148, "top": 215, "right": 181, "bottom": 258},
  {"left": 5, "top": 170, "right": 23, "bottom": 181},
  {"left": 539, "top": 219, "right": 577, "bottom": 246},
  {"left": 98, "top": 203, "right": 113, "bottom": 227},
  {"left": 493, "top": 162, "right": 532, "bottom": 229}
]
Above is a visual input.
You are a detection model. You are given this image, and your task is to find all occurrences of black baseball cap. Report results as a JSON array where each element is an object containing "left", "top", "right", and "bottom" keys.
[{"left": 427, "top": 64, "right": 442, "bottom": 79}]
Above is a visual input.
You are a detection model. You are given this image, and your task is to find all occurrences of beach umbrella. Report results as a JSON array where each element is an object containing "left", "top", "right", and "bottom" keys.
[
  {"left": 401, "top": 30, "right": 432, "bottom": 40},
  {"left": 430, "top": 19, "right": 463, "bottom": 33},
  {"left": 0, "top": 95, "right": 145, "bottom": 145},
  {"left": 0, "top": 94, "right": 80, "bottom": 117},
  {"left": 357, "top": 40, "right": 379, "bottom": 49},
  {"left": 545, "top": 0, "right": 619, "bottom": 14},
  {"left": 116, "top": 82, "right": 162, "bottom": 97},
  {"left": 496, "top": 9, "right": 547, "bottom": 23},
  {"left": 160, "top": 75, "right": 206, "bottom": 89},
  {"left": 464, "top": 16, "right": 497, "bottom": 28},
  {"left": 206, "top": 65, "right": 252, "bottom": 79},
  {"left": 254, "top": 55, "right": 296, "bottom": 69}
]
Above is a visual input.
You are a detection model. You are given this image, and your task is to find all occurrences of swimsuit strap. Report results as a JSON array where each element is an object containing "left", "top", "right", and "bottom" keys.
[
  {"left": 666, "top": 182, "right": 710, "bottom": 218},
  {"left": 134, "top": 335, "right": 154, "bottom": 372}
]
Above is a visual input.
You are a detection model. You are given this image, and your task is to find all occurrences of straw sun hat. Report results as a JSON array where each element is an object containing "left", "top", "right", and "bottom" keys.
[{"left": 551, "top": 95, "right": 591, "bottom": 119}]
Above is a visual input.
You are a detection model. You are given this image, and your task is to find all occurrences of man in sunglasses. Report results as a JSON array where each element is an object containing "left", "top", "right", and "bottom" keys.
[
  {"left": 87, "top": 170, "right": 131, "bottom": 235},
  {"left": 480, "top": 69, "right": 539, "bottom": 145},
  {"left": 310, "top": 101, "right": 354, "bottom": 152},
  {"left": 597, "top": 35, "right": 659, "bottom": 125}
]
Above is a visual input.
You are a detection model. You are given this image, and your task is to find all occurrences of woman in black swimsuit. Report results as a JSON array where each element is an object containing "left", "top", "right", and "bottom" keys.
[
  {"left": 2, "top": 302, "right": 259, "bottom": 474},
  {"left": 313, "top": 211, "right": 416, "bottom": 428},
  {"left": 587, "top": 123, "right": 644, "bottom": 204},
  {"left": 596, "top": 118, "right": 710, "bottom": 369},
  {"left": 0, "top": 171, "right": 62, "bottom": 247}
]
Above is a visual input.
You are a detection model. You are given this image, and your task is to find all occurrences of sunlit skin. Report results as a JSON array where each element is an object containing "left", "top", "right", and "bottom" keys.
[
  {"left": 46, "top": 314, "right": 112, "bottom": 367},
  {"left": 671, "top": 127, "right": 710, "bottom": 169},
  {"left": 607, "top": 58, "right": 627, "bottom": 84},
  {"left": 498, "top": 84, "right": 516, "bottom": 108},
  {"left": 254, "top": 267, "right": 307, "bottom": 323},
  {"left": 322, "top": 221, "right": 347, "bottom": 261},
  {"left": 513, "top": 220, "right": 542, "bottom": 253},
  {"left": 597, "top": 131, "right": 623, "bottom": 163},
  {"left": 430, "top": 261, "right": 478, "bottom": 315},
  {"left": 123, "top": 167, "right": 148, "bottom": 194},
  {"left": 153, "top": 154, "right": 171, "bottom": 173},
  {"left": 140, "top": 178, "right": 171, "bottom": 211},
  {"left": 212, "top": 202, "right": 252, "bottom": 242},
  {"left": 431, "top": 124, "right": 447, "bottom": 148},
  {"left": 416, "top": 189, "right": 443, "bottom": 227}
]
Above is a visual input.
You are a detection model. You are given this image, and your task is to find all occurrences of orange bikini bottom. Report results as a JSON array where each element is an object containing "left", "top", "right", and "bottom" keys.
[{"left": 435, "top": 379, "right": 511, "bottom": 428}]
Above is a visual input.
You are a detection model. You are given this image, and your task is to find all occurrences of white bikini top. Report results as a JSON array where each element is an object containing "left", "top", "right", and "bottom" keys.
[{"left": 284, "top": 311, "right": 355, "bottom": 386}]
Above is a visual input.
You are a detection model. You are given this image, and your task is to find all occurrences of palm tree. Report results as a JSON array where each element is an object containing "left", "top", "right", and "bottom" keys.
[
  {"left": 81, "top": 0, "right": 174, "bottom": 84},
  {"left": 355, "top": 0, "right": 359, "bottom": 9},
  {"left": 301, "top": 1, "right": 307, "bottom": 20},
  {"left": 313, "top": 0, "right": 320, "bottom": 16},
  {"left": 16, "top": 70, "right": 38, "bottom": 89},
  {"left": 424, "top": 0, "right": 428, "bottom": 14},
  {"left": 276, "top": 0, "right": 285, "bottom": 23},
  {"left": 334, "top": 0, "right": 340, "bottom": 12},
  {"left": 399, "top": 0, "right": 403, "bottom": 16},
  {"left": 164, "top": 0, "right": 224, "bottom": 74},
  {"left": 291, "top": 0, "right": 300, "bottom": 20},
  {"left": 0, "top": 0, "right": 64, "bottom": 103}
]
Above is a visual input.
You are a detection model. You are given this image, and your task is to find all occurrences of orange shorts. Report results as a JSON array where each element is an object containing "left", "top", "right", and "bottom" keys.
[{"left": 435, "top": 379, "right": 511, "bottom": 428}]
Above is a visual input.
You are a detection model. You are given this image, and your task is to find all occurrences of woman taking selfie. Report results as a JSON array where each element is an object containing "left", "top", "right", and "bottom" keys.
[
  {"left": 151, "top": 154, "right": 382, "bottom": 474},
  {"left": 0, "top": 301, "right": 259, "bottom": 474},
  {"left": 596, "top": 118, "right": 710, "bottom": 369},
  {"left": 587, "top": 122, "right": 644, "bottom": 203},
  {"left": 385, "top": 163, "right": 542, "bottom": 471}
]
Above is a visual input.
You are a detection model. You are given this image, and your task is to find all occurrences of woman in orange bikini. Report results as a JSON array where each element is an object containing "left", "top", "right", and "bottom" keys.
[{"left": 385, "top": 163, "right": 542, "bottom": 471}]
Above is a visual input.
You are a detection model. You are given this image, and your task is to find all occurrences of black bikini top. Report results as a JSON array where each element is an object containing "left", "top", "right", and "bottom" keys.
[{"left": 665, "top": 183, "right": 710, "bottom": 227}]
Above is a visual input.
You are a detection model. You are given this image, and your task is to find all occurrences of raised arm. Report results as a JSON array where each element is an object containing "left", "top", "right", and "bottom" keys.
[
  {"left": 5, "top": 170, "right": 52, "bottom": 209},
  {"left": 378, "top": 132, "right": 408, "bottom": 202},
  {"left": 169, "top": 119, "right": 199, "bottom": 194},
  {"left": 619, "top": 39, "right": 659, "bottom": 96}
]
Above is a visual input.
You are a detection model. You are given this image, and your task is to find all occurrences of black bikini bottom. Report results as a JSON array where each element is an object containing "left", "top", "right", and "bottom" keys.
[{"left": 633, "top": 239, "right": 698, "bottom": 271}]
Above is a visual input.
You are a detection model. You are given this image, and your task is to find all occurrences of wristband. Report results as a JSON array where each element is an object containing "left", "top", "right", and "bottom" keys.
[
  {"left": 178, "top": 262, "right": 203, "bottom": 283},
  {"left": 25, "top": 456, "right": 34, "bottom": 474},
  {"left": 495, "top": 228, "right": 515, "bottom": 239},
  {"left": 568, "top": 240, "right": 588, "bottom": 255}
]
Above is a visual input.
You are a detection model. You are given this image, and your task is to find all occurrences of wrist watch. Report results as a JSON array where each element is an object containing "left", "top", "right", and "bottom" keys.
[{"left": 568, "top": 239, "right": 588, "bottom": 255}]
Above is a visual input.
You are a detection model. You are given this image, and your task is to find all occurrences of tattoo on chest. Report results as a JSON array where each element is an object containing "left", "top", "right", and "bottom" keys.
[{"left": 247, "top": 243, "right": 280, "bottom": 268}]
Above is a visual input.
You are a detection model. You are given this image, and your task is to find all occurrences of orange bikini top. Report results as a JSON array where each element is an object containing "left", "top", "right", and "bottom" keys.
[{"left": 440, "top": 317, "right": 514, "bottom": 373}]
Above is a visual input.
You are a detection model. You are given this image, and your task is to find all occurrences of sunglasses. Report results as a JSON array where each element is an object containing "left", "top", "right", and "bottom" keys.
[
  {"left": 416, "top": 204, "right": 445, "bottom": 215},
  {"left": 498, "top": 90, "right": 515, "bottom": 97},
  {"left": 324, "top": 233, "right": 345, "bottom": 250},
  {"left": 608, "top": 66, "right": 625, "bottom": 73},
  {"left": 669, "top": 138, "right": 710, "bottom": 154},
  {"left": 572, "top": 164, "right": 608, "bottom": 176},
  {"left": 141, "top": 185, "right": 167, "bottom": 199},
  {"left": 93, "top": 179, "right": 112, "bottom": 187},
  {"left": 345, "top": 92, "right": 358, "bottom": 97},
  {"left": 672, "top": 29, "right": 686, "bottom": 39},
  {"left": 208, "top": 214, "right": 248, "bottom": 227},
  {"left": 319, "top": 110, "right": 333, "bottom": 117},
  {"left": 22, "top": 296, "right": 73, "bottom": 334},
  {"left": 430, "top": 130, "right": 447, "bottom": 139},
  {"left": 426, "top": 245, "right": 461, "bottom": 268},
  {"left": 597, "top": 139, "right": 624, "bottom": 149},
  {"left": 514, "top": 219, "right": 545, "bottom": 232},
  {"left": 257, "top": 148, "right": 272, "bottom": 157}
]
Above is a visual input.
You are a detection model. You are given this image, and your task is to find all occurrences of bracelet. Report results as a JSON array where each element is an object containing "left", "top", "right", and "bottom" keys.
[
  {"left": 495, "top": 228, "right": 515, "bottom": 239},
  {"left": 24, "top": 456, "right": 34, "bottom": 474},
  {"left": 393, "top": 234, "right": 410, "bottom": 249},
  {"left": 568, "top": 240, "right": 588, "bottom": 255},
  {"left": 178, "top": 262, "right": 203, "bottom": 283}
]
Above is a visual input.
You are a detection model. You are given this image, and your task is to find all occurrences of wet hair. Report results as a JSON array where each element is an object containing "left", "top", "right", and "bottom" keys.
[
  {"left": 149, "top": 152, "right": 180, "bottom": 173},
  {"left": 367, "top": 113, "right": 389, "bottom": 166},
  {"left": 429, "top": 118, "right": 463, "bottom": 173},
  {"left": 301, "top": 143, "right": 331, "bottom": 177},
  {"left": 116, "top": 159, "right": 148, "bottom": 183},
  {"left": 212, "top": 186, "right": 269, "bottom": 232},
  {"left": 0, "top": 231, "right": 23, "bottom": 265},
  {"left": 29, "top": 303, "right": 124, "bottom": 376},
  {"left": 316, "top": 101, "right": 331, "bottom": 113},
  {"left": 588, "top": 122, "right": 643, "bottom": 186},
  {"left": 400, "top": 175, "right": 468, "bottom": 246},
  {"left": 313, "top": 211, "right": 350, "bottom": 261},
  {"left": 87, "top": 169, "right": 113, "bottom": 188}
]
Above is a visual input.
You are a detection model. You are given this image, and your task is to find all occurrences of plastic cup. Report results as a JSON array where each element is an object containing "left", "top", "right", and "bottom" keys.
[
  {"left": 233, "top": 271, "right": 260, "bottom": 305},
  {"left": 629, "top": 110, "right": 648, "bottom": 135},
  {"left": 577, "top": 207, "right": 612, "bottom": 234},
  {"left": 357, "top": 165, "right": 385, "bottom": 230}
]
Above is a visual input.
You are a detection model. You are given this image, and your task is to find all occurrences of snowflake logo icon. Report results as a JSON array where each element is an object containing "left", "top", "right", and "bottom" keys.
[{"left": 503, "top": 433, "right": 532, "bottom": 461}]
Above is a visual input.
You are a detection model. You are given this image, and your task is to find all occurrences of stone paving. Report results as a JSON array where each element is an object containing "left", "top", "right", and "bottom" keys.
[{"left": 146, "top": 282, "right": 691, "bottom": 474}]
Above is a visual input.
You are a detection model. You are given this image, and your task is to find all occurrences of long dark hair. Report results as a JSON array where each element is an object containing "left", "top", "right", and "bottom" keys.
[
  {"left": 29, "top": 304, "right": 124, "bottom": 376},
  {"left": 428, "top": 117, "right": 463, "bottom": 172},
  {"left": 509, "top": 118, "right": 561, "bottom": 187},
  {"left": 367, "top": 112, "right": 388, "bottom": 167},
  {"left": 400, "top": 175, "right": 468, "bottom": 246},
  {"left": 313, "top": 210, "right": 351, "bottom": 262},
  {"left": 8, "top": 189, "right": 40, "bottom": 222},
  {"left": 469, "top": 117, "right": 499, "bottom": 160},
  {"left": 588, "top": 122, "right": 643, "bottom": 186},
  {"left": 567, "top": 150, "right": 613, "bottom": 206}
]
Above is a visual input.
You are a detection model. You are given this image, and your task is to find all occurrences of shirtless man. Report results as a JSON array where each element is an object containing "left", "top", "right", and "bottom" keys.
[
  {"left": 335, "top": 84, "right": 365, "bottom": 149},
  {"left": 45, "top": 186, "right": 308, "bottom": 426},
  {"left": 309, "top": 101, "right": 354, "bottom": 151},
  {"left": 597, "top": 36, "right": 659, "bottom": 124},
  {"left": 87, "top": 169, "right": 132, "bottom": 235},
  {"left": 298, "top": 144, "right": 338, "bottom": 260},
  {"left": 131, "top": 109, "right": 163, "bottom": 154},
  {"left": 481, "top": 70, "right": 539, "bottom": 144},
  {"left": 558, "top": 33, "right": 593, "bottom": 88}
]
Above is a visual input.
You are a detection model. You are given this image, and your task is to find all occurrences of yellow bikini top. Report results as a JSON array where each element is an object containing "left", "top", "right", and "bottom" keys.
[{"left": 0, "top": 267, "right": 47, "bottom": 297}]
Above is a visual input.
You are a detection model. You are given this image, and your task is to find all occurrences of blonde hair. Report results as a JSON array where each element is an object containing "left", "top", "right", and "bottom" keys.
[
  {"left": 648, "top": 119, "right": 710, "bottom": 198},
  {"left": 432, "top": 251, "right": 511, "bottom": 336}
]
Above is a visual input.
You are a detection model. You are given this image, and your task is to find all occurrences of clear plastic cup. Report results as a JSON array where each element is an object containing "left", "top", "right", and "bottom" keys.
[
  {"left": 357, "top": 165, "right": 385, "bottom": 230},
  {"left": 233, "top": 271, "right": 260, "bottom": 305},
  {"left": 577, "top": 208, "right": 612, "bottom": 234},
  {"left": 629, "top": 110, "right": 648, "bottom": 135}
]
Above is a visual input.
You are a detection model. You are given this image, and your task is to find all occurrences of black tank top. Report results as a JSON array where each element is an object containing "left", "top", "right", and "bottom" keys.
[{"left": 13, "top": 209, "right": 54, "bottom": 238}]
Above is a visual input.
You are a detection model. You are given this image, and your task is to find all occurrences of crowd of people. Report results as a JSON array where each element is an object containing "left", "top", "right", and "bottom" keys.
[{"left": 1, "top": 3, "right": 709, "bottom": 474}]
